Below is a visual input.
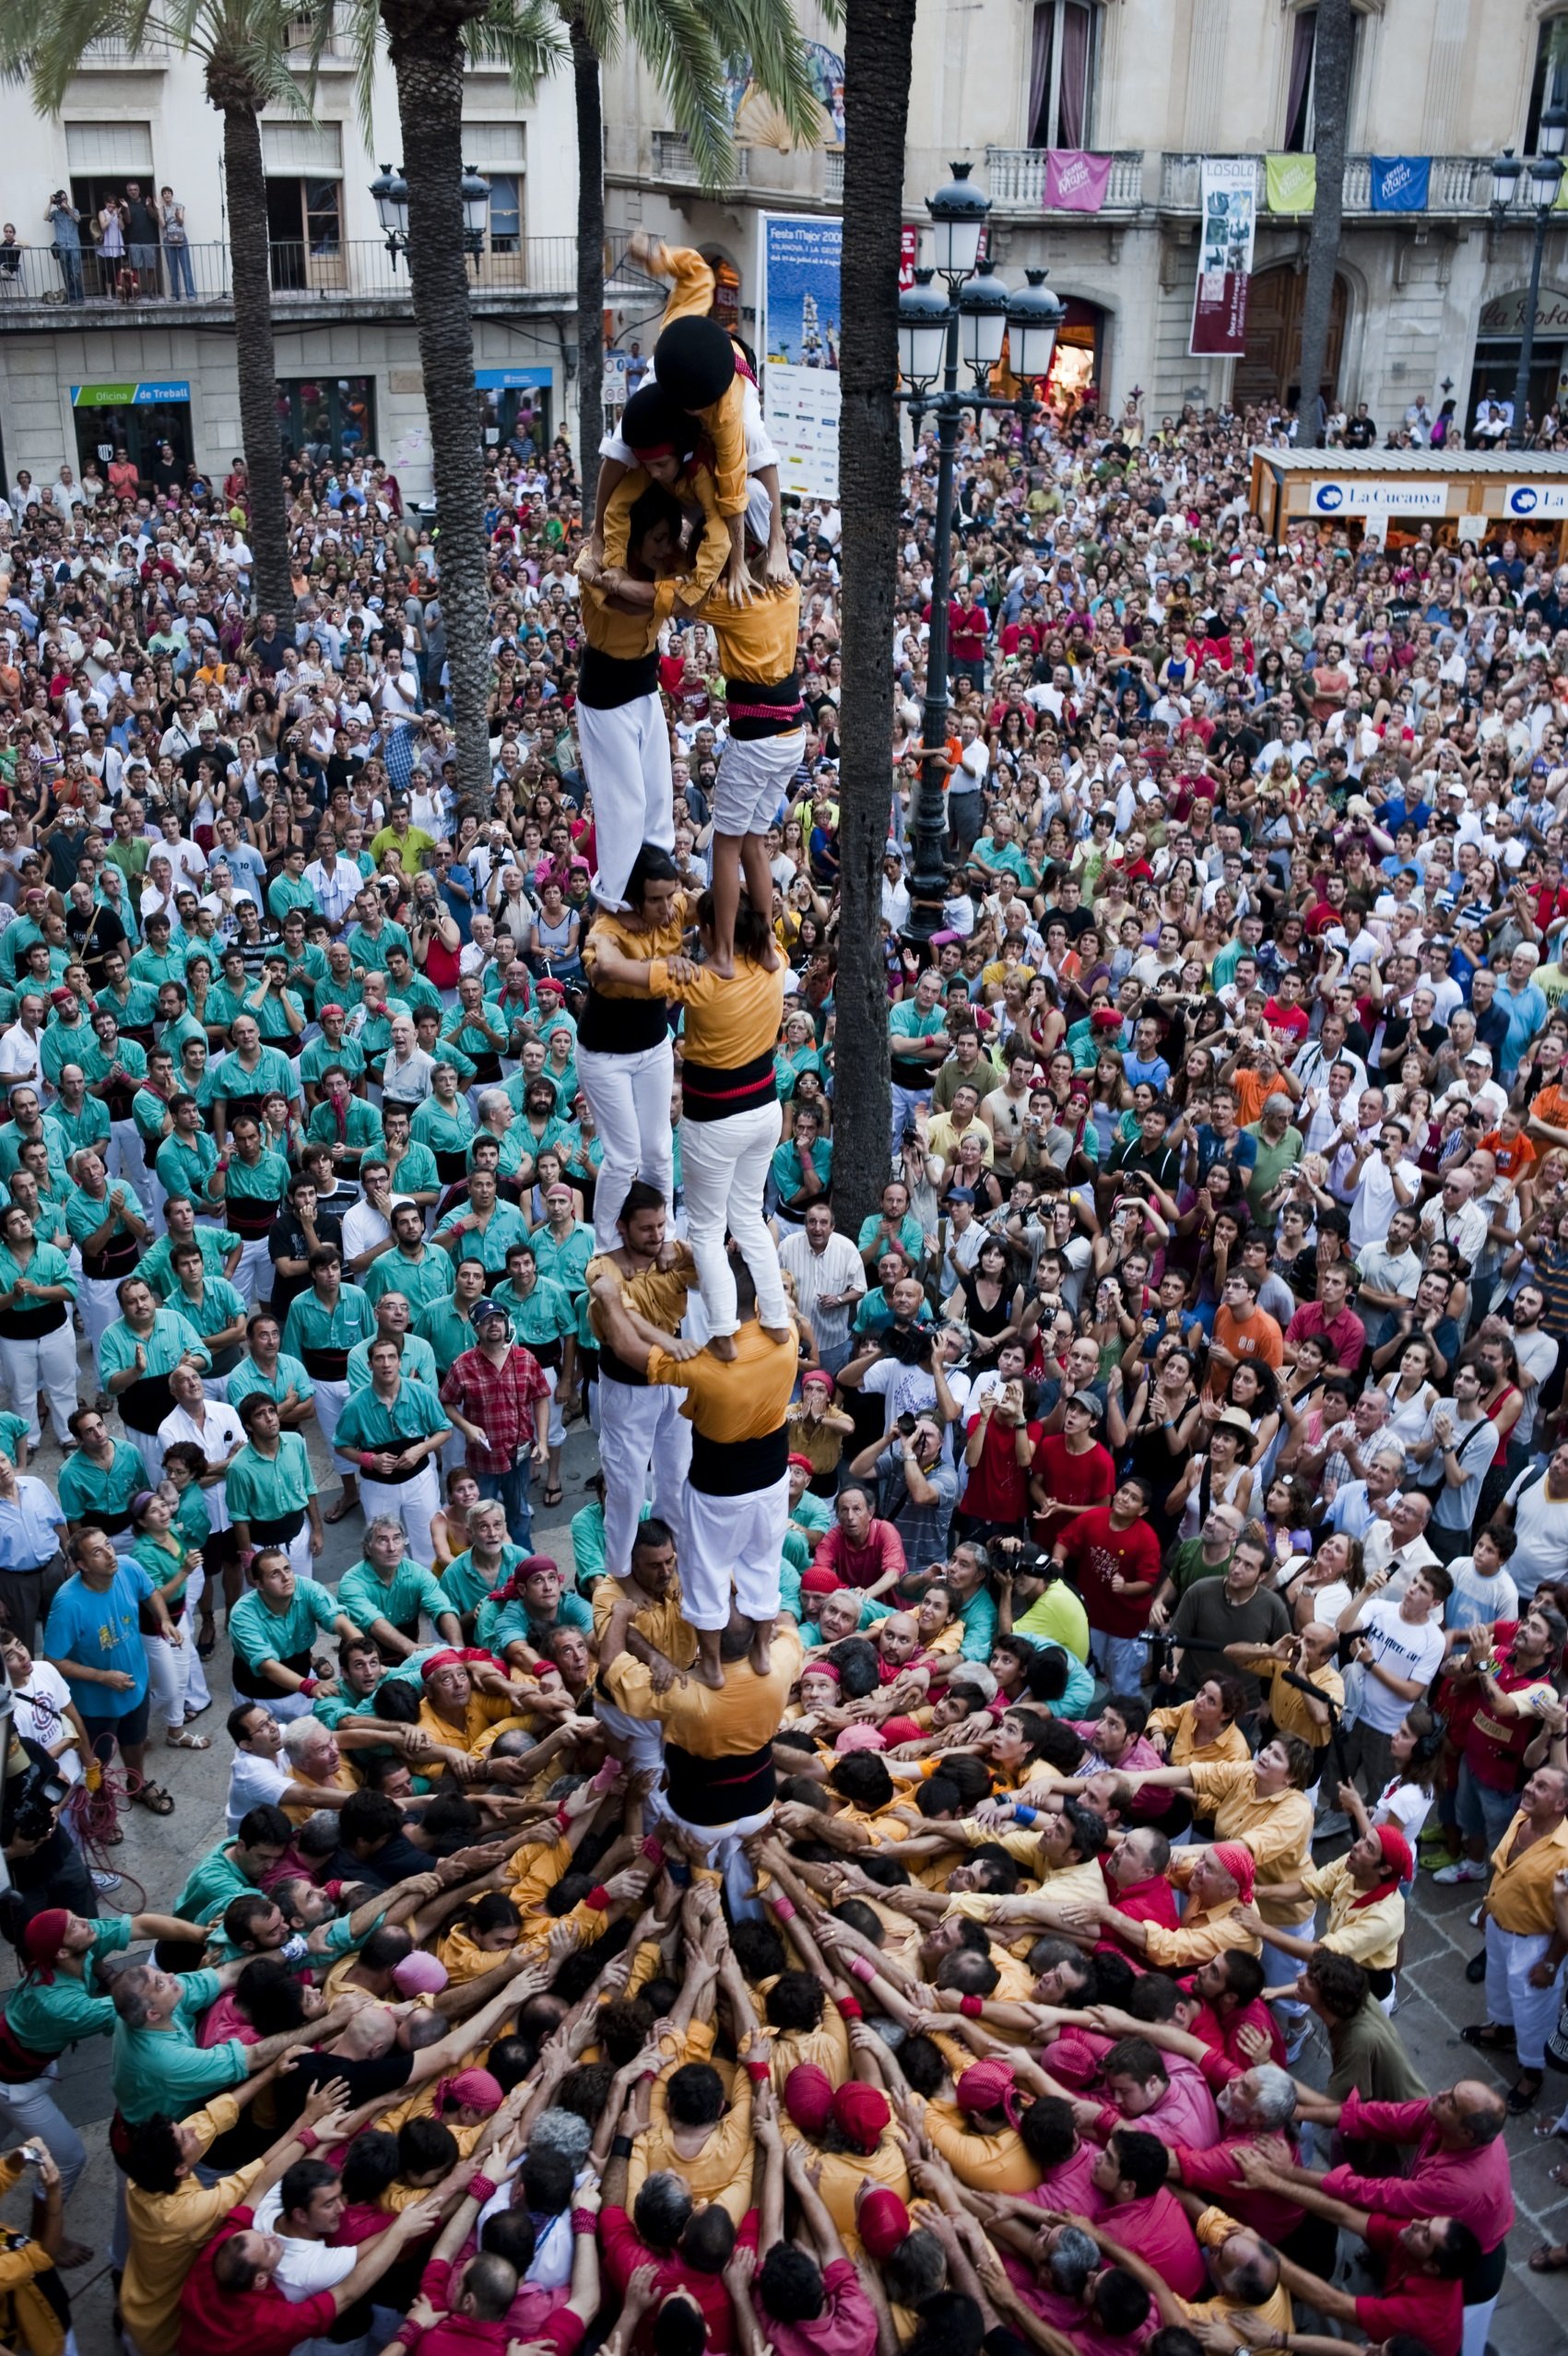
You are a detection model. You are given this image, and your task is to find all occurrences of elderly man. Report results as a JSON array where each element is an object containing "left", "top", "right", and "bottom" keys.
[{"left": 337, "top": 1514, "right": 463, "bottom": 1660}]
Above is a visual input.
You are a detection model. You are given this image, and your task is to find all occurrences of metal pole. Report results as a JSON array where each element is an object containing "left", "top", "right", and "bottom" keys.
[
  {"left": 906, "top": 307, "right": 961, "bottom": 948},
  {"left": 1510, "top": 202, "right": 1550, "bottom": 452}
]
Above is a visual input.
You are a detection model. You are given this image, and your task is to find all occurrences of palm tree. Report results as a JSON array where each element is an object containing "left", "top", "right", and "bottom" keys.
[
  {"left": 561, "top": 0, "right": 828, "bottom": 514},
  {"left": 1, "top": 0, "right": 305, "bottom": 618},
  {"left": 340, "top": 0, "right": 560, "bottom": 817},
  {"left": 1294, "top": 0, "right": 1353, "bottom": 447},
  {"left": 831, "top": 0, "right": 916, "bottom": 1229}
]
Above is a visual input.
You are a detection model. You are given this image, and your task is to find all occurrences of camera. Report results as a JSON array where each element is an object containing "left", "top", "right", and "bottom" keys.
[
  {"left": 12, "top": 1764, "right": 67, "bottom": 1845},
  {"left": 895, "top": 1411, "right": 919, "bottom": 1437},
  {"left": 884, "top": 1324, "right": 935, "bottom": 1367}
]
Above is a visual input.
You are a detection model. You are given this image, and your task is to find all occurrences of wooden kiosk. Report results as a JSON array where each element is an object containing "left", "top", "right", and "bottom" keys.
[{"left": 1247, "top": 446, "right": 1568, "bottom": 558}]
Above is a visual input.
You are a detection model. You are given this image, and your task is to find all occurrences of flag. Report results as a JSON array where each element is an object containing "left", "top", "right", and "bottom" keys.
[
  {"left": 1190, "top": 158, "right": 1257, "bottom": 359},
  {"left": 1044, "top": 151, "right": 1114, "bottom": 213},
  {"left": 1369, "top": 156, "right": 1431, "bottom": 212},
  {"left": 1266, "top": 153, "right": 1317, "bottom": 212}
]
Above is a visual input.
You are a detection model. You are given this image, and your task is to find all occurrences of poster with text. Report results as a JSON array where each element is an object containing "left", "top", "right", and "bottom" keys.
[
  {"left": 1190, "top": 157, "right": 1257, "bottom": 358},
  {"left": 760, "top": 212, "right": 842, "bottom": 500}
]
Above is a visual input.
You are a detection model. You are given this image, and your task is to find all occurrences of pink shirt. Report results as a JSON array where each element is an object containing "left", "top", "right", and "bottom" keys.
[
  {"left": 1097, "top": 2185, "right": 1208, "bottom": 2302},
  {"left": 197, "top": 1991, "right": 261, "bottom": 2048},
  {"left": 1027, "top": 2141, "right": 1103, "bottom": 2217},
  {"left": 1324, "top": 2097, "right": 1514, "bottom": 2249},
  {"left": 758, "top": 2259, "right": 878, "bottom": 2356}
]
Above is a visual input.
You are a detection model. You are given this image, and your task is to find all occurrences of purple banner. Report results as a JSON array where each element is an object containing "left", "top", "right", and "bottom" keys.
[{"left": 1044, "top": 150, "right": 1113, "bottom": 213}]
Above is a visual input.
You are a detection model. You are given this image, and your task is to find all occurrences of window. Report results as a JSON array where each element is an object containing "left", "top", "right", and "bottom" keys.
[
  {"left": 1527, "top": 16, "right": 1568, "bottom": 147},
  {"left": 262, "top": 121, "right": 344, "bottom": 290},
  {"left": 1282, "top": 6, "right": 1361, "bottom": 153},
  {"left": 1028, "top": 0, "right": 1099, "bottom": 148},
  {"left": 277, "top": 374, "right": 376, "bottom": 462},
  {"left": 463, "top": 121, "right": 525, "bottom": 265}
]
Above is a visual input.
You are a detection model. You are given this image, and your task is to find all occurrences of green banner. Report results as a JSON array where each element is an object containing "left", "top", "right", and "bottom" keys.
[{"left": 1265, "top": 153, "right": 1317, "bottom": 213}]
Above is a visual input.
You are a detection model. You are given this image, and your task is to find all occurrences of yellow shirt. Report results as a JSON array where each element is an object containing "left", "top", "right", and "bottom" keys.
[
  {"left": 923, "top": 2099, "right": 1041, "bottom": 2192},
  {"left": 583, "top": 898, "right": 692, "bottom": 998},
  {"left": 780, "top": 2119, "right": 911, "bottom": 2256},
  {"left": 1487, "top": 1809, "right": 1568, "bottom": 1936},
  {"left": 592, "top": 1571, "right": 698, "bottom": 1669},
  {"left": 605, "top": 1626, "right": 803, "bottom": 1757},
  {"left": 1256, "top": 1655, "right": 1345, "bottom": 1747},
  {"left": 1146, "top": 1706, "right": 1252, "bottom": 1773},
  {"left": 121, "top": 2095, "right": 257, "bottom": 2356},
  {"left": 926, "top": 1112, "right": 996, "bottom": 1167},
  {"left": 580, "top": 466, "right": 728, "bottom": 660},
  {"left": 417, "top": 1686, "right": 519, "bottom": 1756},
  {"left": 648, "top": 953, "right": 786, "bottom": 1075},
  {"left": 657, "top": 245, "right": 748, "bottom": 514},
  {"left": 1141, "top": 1847, "right": 1260, "bottom": 1967},
  {"left": 1301, "top": 1855, "right": 1406, "bottom": 1972},
  {"left": 647, "top": 1323, "right": 800, "bottom": 1445},
  {"left": 1180, "top": 2207, "right": 1294, "bottom": 2337},
  {"left": 279, "top": 1760, "right": 359, "bottom": 1827},
  {"left": 1188, "top": 1761, "right": 1315, "bottom": 1926},
  {"left": 700, "top": 580, "right": 801, "bottom": 688},
  {"left": 586, "top": 1249, "right": 692, "bottom": 1349},
  {"left": 627, "top": 2021, "right": 755, "bottom": 2223}
]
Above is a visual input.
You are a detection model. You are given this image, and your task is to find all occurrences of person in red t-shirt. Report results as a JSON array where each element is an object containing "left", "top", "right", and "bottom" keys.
[
  {"left": 961, "top": 1383, "right": 1042, "bottom": 1532},
  {"left": 1053, "top": 1475, "right": 1162, "bottom": 1690},
  {"left": 1232, "top": 2164, "right": 1474, "bottom": 2356},
  {"left": 1030, "top": 1390, "right": 1114, "bottom": 1547},
  {"left": 809, "top": 1486, "right": 906, "bottom": 1594},
  {"left": 178, "top": 2196, "right": 440, "bottom": 2356}
]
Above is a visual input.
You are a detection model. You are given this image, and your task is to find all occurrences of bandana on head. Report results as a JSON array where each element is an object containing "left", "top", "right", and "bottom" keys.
[
  {"left": 419, "top": 1650, "right": 466, "bottom": 1683},
  {"left": 831, "top": 2080, "right": 890, "bottom": 2154},
  {"left": 857, "top": 2186, "right": 911, "bottom": 2261},
  {"left": 1208, "top": 1841, "right": 1256, "bottom": 1907},
  {"left": 1352, "top": 1824, "right": 1413, "bottom": 1909},
  {"left": 783, "top": 2062, "right": 834, "bottom": 2136},
  {"left": 20, "top": 1909, "right": 70, "bottom": 1984},
  {"left": 392, "top": 1950, "right": 449, "bottom": 1996},
  {"left": 955, "top": 2058, "right": 1022, "bottom": 2126},
  {"left": 488, "top": 1554, "right": 557, "bottom": 1608},
  {"left": 436, "top": 2066, "right": 504, "bottom": 2116},
  {"left": 800, "top": 1566, "right": 839, "bottom": 1598}
]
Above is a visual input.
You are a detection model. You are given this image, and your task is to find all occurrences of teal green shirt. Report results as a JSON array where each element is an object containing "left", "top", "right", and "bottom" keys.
[
  {"left": 410, "top": 1098, "right": 476, "bottom": 1156},
  {"left": 338, "top": 1554, "right": 456, "bottom": 1635},
  {"left": 165, "top": 1275, "right": 247, "bottom": 1351},
  {"left": 141, "top": 1226, "right": 240, "bottom": 1298},
  {"left": 206, "top": 1044, "right": 299, "bottom": 1110},
  {"left": 52, "top": 1093, "right": 112, "bottom": 1160},
  {"left": 306, "top": 1099, "right": 383, "bottom": 1156},
  {"left": 477, "top": 1588, "right": 592, "bottom": 1653},
  {"left": 99, "top": 1307, "right": 208, "bottom": 1387},
  {"left": 301, "top": 1031, "right": 368, "bottom": 1092},
  {"left": 348, "top": 1332, "right": 438, "bottom": 1391},
  {"left": 334, "top": 1379, "right": 450, "bottom": 1459},
  {"left": 281, "top": 1284, "right": 376, "bottom": 1364},
  {"left": 362, "top": 1247, "right": 454, "bottom": 1312},
  {"left": 494, "top": 1277, "right": 574, "bottom": 1353},
  {"left": 531, "top": 1222, "right": 595, "bottom": 1298},
  {"left": 228, "top": 1568, "right": 337, "bottom": 1671},
  {"left": 224, "top": 1432, "right": 319, "bottom": 1532},
  {"left": 5, "top": 1914, "right": 131, "bottom": 2057},
  {"left": 440, "top": 1541, "right": 527, "bottom": 1619},
  {"left": 0, "top": 1118, "right": 69, "bottom": 1187},
  {"left": 156, "top": 1131, "right": 219, "bottom": 1208},
  {"left": 228, "top": 1349, "right": 315, "bottom": 1411},
  {"left": 57, "top": 1438, "right": 146, "bottom": 1526},
  {"left": 112, "top": 1967, "right": 249, "bottom": 2123},
  {"left": 412, "top": 1293, "right": 480, "bottom": 1368},
  {"left": 40, "top": 1019, "right": 98, "bottom": 1090}
]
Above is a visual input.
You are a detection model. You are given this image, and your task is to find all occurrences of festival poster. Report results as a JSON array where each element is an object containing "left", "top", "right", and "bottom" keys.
[
  {"left": 1043, "top": 150, "right": 1113, "bottom": 213},
  {"left": 1189, "top": 157, "right": 1257, "bottom": 359},
  {"left": 759, "top": 212, "right": 842, "bottom": 500}
]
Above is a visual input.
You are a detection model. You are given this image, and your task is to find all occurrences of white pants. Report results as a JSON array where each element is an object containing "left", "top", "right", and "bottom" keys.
[
  {"left": 681, "top": 1104, "right": 789, "bottom": 1338},
  {"left": 598, "top": 1374, "right": 690, "bottom": 1575},
  {"left": 713, "top": 726, "right": 805, "bottom": 837},
  {"left": 78, "top": 1273, "right": 123, "bottom": 1368},
  {"left": 111, "top": 1118, "right": 153, "bottom": 1211},
  {"left": 0, "top": 2064, "right": 88, "bottom": 2198},
  {"left": 232, "top": 1235, "right": 272, "bottom": 1309},
  {"left": 360, "top": 1462, "right": 440, "bottom": 1568},
  {"left": 0, "top": 1323, "right": 78, "bottom": 1447},
  {"left": 578, "top": 1036, "right": 675, "bottom": 1247},
  {"left": 578, "top": 693, "right": 674, "bottom": 909},
  {"left": 1483, "top": 1914, "right": 1568, "bottom": 2069},
  {"left": 183, "top": 1564, "right": 212, "bottom": 1710},
  {"left": 681, "top": 1468, "right": 788, "bottom": 1630},
  {"left": 594, "top": 1693, "right": 666, "bottom": 1771},
  {"left": 143, "top": 1603, "right": 193, "bottom": 1733},
  {"left": 315, "top": 1378, "right": 350, "bottom": 1456},
  {"left": 650, "top": 1792, "right": 774, "bottom": 1919},
  {"left": 539, "top": 1363, "right": 566, "bottom": 1450}
]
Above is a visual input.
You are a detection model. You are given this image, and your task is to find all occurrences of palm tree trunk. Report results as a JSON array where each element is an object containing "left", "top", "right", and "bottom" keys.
[
  {"left": 383, "top": 6, "right": 491, "bottom": 818},
  {"left": 219, "top": 104, "right": 294, "bottom": 622},
  {"left": 832, "top": 0, "right": 917, "bottom": 1232},
  {"left": 571, "top": 15, "right": 605, "bottom": 515},
  {"left": 1295, "top": 0, "right": 1353, "bottom": 446}
]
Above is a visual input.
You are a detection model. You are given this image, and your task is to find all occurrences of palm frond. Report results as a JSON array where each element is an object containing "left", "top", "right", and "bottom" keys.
[
  {"left": 621, "top": 0, "right": 735, "bottom": 188},
  {"left": 466, "top": 0, "right": 567, "bottom": 96},
  {"left": 567, "top": 0, "right": 621, "bottom": 65},
  {"left": 706, "top": 0, "right": 825, "bottom": 148}
]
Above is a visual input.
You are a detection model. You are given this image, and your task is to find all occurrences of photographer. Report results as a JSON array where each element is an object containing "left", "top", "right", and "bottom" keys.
[
  {"left": 845, "top": 1412, "right": 959, "bottom": 1571},
  {"left": 0, "top": 1719, "right": 96, "bottom": 1944}
]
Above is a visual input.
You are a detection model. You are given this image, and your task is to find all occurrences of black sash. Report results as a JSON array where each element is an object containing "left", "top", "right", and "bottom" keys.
[
  {"left": 301, "top": 1346, "right": 350, "bottom": 1381},
  {"left": 233, "top": 1632, "right": 309, "bottom": 1698},
  {"left": 117, "top": 1369, "right": 174, "bottom": 1435}
]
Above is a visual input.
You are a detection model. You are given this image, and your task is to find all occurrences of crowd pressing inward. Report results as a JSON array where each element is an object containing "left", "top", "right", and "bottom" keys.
[{"left": 0, "top": 233, "right": 1559, "bottom": 2356}]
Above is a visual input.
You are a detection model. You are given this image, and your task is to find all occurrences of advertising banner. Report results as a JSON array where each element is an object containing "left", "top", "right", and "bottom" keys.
[
  {"left": 1043, "top": 150, "right": 1113, "bottom": 213},
  {"left": 1189, "top": 159, "right": 1256, "bottom": 358},
  {"left": 1308, "top": 478, "right": 1449, "bottom": 516},
  {"left": 1370, "top": 156, "right": 1432, "bottom": 212},
  {"left": 1504, "top": 482, "right": 1568, "bottom": 518},
  {"left": 1265, "top": 153, "right": 1317, "bottom": 212},
  {"left": 759, "top": 212, "right": 842, "bottom": 500}
]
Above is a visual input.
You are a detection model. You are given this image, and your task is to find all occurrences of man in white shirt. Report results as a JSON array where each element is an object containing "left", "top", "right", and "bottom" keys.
[
  {"left": 1341, "top": 1113, "right": 1421, "bottom": 1255},
  {"left": 1501, "top": 1445, "right": 1568, "bottom": 1602},
  {"left": 1342, "top": 1561, "right": 1450, "bottom": 1798},
  {"left": 0, "top": 993, "right": 46, "bottom": 1107},
  {"left": 1360, "top": 1488, "right": 1442, "bottom": 1596},
  {"left": 377, "top": 1017, "right": 435, "bottom": 1113},
  {"left": 0, "top": 1455, "right": 66, "bottom": 1650},
  {"left": 1419, "top": 1166, "right": 1490, "bottom": 1276},
  {"left": 778, "top": 1201, "right": 866, "bottom": 1379}
]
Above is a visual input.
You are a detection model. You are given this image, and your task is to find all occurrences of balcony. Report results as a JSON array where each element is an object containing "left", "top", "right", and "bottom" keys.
[
  {"left": 0, "top": 234, "right": 624, "bottom": 321},
  {"left": 985, "top": 147, "right": 1146, "bottom": 215},
  {"left": 1159, "top": 151, "right": 1530, "bottom": 219},
  {"left": 77, "top": 31, "right": 169, "bottom": 63},
  {"left": 651, "top": 131, "right": 750, "bottom": 189}
]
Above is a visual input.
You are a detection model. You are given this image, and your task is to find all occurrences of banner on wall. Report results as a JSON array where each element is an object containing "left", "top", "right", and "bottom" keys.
[
  {"left": 1369, "top": 155, "right": 1432, "bottom": 212},
  {"left": 1043, "top": 150, "right": 1113, "bottom": 213},
  {"left": 759, "top": 211, "right": 842, "bottom": 499},
  {"left": 900, "top": 224, "right": 918, "bottom": 289},
  {"left": 1265, "top": 153, "right": 1317, "bottom": 212},
  {"left": 1189, "top": 158, "right": 1256, "bottom": 358}
]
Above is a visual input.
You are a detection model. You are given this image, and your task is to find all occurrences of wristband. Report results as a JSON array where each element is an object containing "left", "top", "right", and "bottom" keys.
[
  {"left": 848, "top": 1954, "right": 877, "bottom": 1984},
  {"left": 296, "top": 2126, "right": 320, "bottom": 2152},
  {"left": 556, "top": 1807, "right": 572, "bottom": 1833},
  {"left": 961, "top": 1995, "right": 984, "bottom": 2018},
  {"left": 771, "top": 1896, "right": 797, "bottom": 1922},
  {"left": 360, "top": 1452, "right": 373, "bottom": 1471},
  {"left": 836, "top": 1996, "right": 864, "bottom": 2020},
  {"left": 746, "top": 2058, "right": 772, "bottom": 2083},
  {"left": 611, "top": 2133, "right": 634, "bottom": 2159},
  {"left": 585, "top": 1884, "right": 610, "bottom": 1912},
  {"left": 299, "top": 1675, "right": 318, "bottom": 1696},
  {"left": 572, "top": 2208, "right": 598, "bottom": 2234},
  {"left": 1012, "top": 1804, "right": 1038, "bottom": 1825},
  {"left": 471, "top": 2173, "right": 499, "bottom": 2205},
  {"left": 642, "top": 1836, "right": 666, "bottom": 1867}
]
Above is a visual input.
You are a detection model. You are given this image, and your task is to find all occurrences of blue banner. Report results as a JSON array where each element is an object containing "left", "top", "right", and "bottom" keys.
[{"left": 1370, "top": 156, "right": 1431, "bottom": 212}]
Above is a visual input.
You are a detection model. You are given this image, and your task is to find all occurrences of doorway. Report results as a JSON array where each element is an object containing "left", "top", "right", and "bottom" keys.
[{"left": 1235, "top": 261, "right": 1348, "bottom": 412}]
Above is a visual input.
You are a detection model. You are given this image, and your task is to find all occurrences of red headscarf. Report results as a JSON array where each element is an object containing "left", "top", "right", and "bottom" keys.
[
  {"left": 783, "top": 2063, "right": 834, "bottom": 2136},
  {"left": 20, "top": 1909, "right": 69, "bottom": 1985},
  {"left": 857, "top": 2186, "right": 911, "bottom": 2260},
  {"left": 1351, "top": 1824, "right": 1413, "bottom": 1909},
  {"left": 435, "top": 2067, "right": 504, "bottom": 2116},
  {"left": 831, "top": 2081, "right": 890, "bottom": 2153},
  {"left": 1208, "top": 1842, "right": 1256, "bottom": 1906},
  {"left": 486, "top": 1555, "right": 558, "bottom": 1608},
  {"left": 955, "top": 2059, "right": 1021, "bottom": 2127}
]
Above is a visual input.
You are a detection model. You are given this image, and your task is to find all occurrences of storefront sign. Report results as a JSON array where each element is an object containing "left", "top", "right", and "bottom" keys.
[
  {"left": 475, "top": 367, "right": 552, "bottom": 390},
  {"left": 71, "top": 380, "right": 190, "bottom": 406},
  {"left": 1309, "top": 477, "right": 1449, "bottom": 516},
  {"left": 1504, "top": 482, "right": 1568, "bottom": 517},
  {"left": 1478, "top": 285, "right": 1568, "bottom": 337}
]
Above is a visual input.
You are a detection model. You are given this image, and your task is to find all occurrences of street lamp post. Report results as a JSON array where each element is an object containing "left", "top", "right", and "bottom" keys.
[
  {"left": 1491, "top": 106, "right": 1568, "bottom": 451},
  {"left": 371, "top": 162, "right": 491, "bottom": 272},
  {"left": 895, "top": 165, "right": 1065, "bottom": 948}
]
